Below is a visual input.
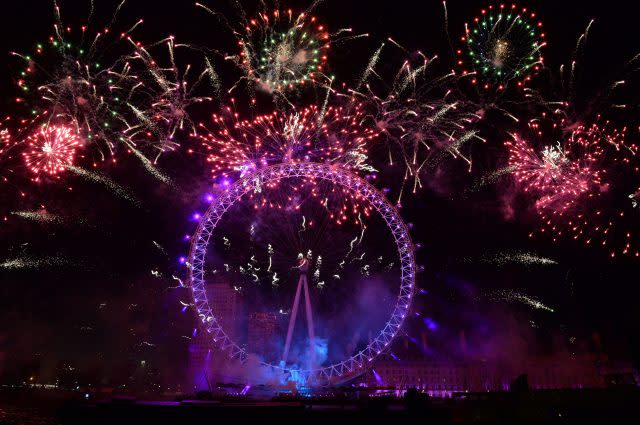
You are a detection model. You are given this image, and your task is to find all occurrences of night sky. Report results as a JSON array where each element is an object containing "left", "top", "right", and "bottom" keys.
[{"left": 1, "top": 0, "right": 639, "bottom": 388}]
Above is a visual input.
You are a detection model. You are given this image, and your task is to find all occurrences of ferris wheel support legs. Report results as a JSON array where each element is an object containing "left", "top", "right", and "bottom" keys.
[{"left": 281, "top": 272, "right": 316, "bottom": 369}]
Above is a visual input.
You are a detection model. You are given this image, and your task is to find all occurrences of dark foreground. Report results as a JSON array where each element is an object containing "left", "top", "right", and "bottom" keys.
[{"left": 3, "top": 388, "right": 640, "bottom": 424}]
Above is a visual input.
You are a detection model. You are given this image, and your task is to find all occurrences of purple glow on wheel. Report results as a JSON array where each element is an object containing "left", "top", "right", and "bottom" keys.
[{"left": 186, "top": 162, "right": 417, "bottom": 386}]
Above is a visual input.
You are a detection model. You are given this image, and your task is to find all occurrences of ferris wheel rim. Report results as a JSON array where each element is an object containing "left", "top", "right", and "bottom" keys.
[{"left": 187, "top": 161, "right": 416, "bottom": 385}]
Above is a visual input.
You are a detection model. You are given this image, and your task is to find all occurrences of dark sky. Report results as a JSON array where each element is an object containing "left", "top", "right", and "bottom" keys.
[{"left": 1, "top": 0, "right": 639, "bottom": 387}]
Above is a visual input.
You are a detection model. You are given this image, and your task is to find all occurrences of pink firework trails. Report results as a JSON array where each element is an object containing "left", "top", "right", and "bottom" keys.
[
  {"left": 198, "top": 101, "right": 378, "bottom": 179},
  {"left": 23, "top": 124, "right": 82, "bottom": 178},
  {"left": 508, "top": 119, "right": 640, "bottom": 257},
  {"left": 197, "top": 101, "right": 380, "bottom": 225},
  {"left": 505, "top": 128, "right": 605, "bottom": 212}
]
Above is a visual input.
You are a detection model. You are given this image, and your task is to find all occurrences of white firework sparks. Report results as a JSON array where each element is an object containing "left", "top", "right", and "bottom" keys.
[{"left": 486, "top": 289, "right": 555, "bottom": 313}]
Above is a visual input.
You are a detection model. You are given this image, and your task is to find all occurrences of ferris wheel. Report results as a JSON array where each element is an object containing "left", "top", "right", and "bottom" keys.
[{"left": 187, "top": 162, "right": 416, "bottom": 385}]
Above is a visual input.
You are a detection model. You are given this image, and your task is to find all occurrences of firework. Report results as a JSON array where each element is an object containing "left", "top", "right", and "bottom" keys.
[
  {"left": 198, "top": 101, "right": 378, "bottom": 179},
  {"left": 0, "top": 123, "right": 31, "bottom": 203},
  {"left": 465, "top": 165, "right": 517, "bottom": 194},
  {"left": 535, "top": 127, "right": 639, "bottom": 258},
  {"left": 505, "top": 130, "right": 604, "bottom": 212},
  {"left": 10, "top": 2, "right": 194, "bottom": 177},
  {"left": 12, "top": 209, "right": 68, "bottom": 226},
  {"left": 0, "top": 255, "right": 76, "bottom": 270},
  {"left": 465, "top": 251, "right": 558, "bottom": 266},
  {"left": 1, "top": 122, "right": 16, "bottom": 160},
  {"left": 519, "top": 18, "right": 631, "bottom": 147},
  {"left": 503, "top": 15, "right": 640, "bottom": 258},
  {"left": 11, "top": 7, "right": 143, "bottom": 161},
  {"left": 236, "top": 8, "right": 330, "bottom": 94},
  {"left": 197, "top": 2, "right": 366, "bottom": 101},
  {"left": 206, "top": 180, "right": 390, "bottom": 293},
  {"left": 458, "top": 3, "right": 545, "bottom": 90},
  {"left": 22, "top": 124, "right": 82, "bottom": 177},
  {"left": 65, "top": 165, "right": 142, "bottom": 206},
  {"left": 197, "top": 100, "right": 379, "bottom": 224},
  {"left": 124, "top": 36, "right": 219, "bottom": 157},
  {"left": 351, "top": 44, "right": 484, "bottom": 200},
  {"left": 485, "top": 289, "right": 554, "bottom": 312},
  {"left": 122, "top": 141, "right": 175, "bottom": 186},
  {"left": 10, "top": 209, "right": 96, "bottom": 229},
  {"left": 508, "top": 119, "right": 640, "bottom": 257}
]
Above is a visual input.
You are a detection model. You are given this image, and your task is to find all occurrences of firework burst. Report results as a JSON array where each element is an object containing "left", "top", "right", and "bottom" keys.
[
  {"left": 124, "top": 35, "right": 219, "bottom": 158},
  {"left": 197, "top": 1, "right": 367, "bottom": 102},
  {"left": 197, "top": 101, "right": 379, "bottom": 225},
  {"left": 11, "top": 10, "right": 143, "bottom": 161},
  {"left": 508, "top": 119, "right": 640, "bottom": 258},
  {"left": 236, "top": 8, "right": 330, "bottom": 94},
  {"left": 350, "top": 44, "right": 485, "bottom": 200},
  {"left": 505, "top": 130, "right": 604, "bottom": 212},
  {"left": 22, "top": 124, "right": 82, "bottom": 177},
  {"left": 198, "top": 101, "right": 378, "bottom": 180},
  {"left": 9, "top": 2, "right": 197, "bottom": 183},
  {"left": 458, "top": 3, "right": 545, "bottom": 91}
]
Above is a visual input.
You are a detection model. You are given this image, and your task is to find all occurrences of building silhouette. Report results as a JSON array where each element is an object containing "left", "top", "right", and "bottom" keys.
[
  {"left": 360, "top": 353, "right": 606, "bottom": 396},
  {"left": 187, "top": 282, "right": 239, "bottom": 389},
  {"left": 247, "top": 312, "right": 279, "bottom": 358}
]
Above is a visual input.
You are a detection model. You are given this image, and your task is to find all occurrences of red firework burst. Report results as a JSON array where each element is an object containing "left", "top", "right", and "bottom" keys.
[
  {"left": 508, "top": 120, "right": 640, "bottom": 258},
  {"left": 195, "top": 102, "right": 379, "bottom": 225},
  {"left": 197, "top": 102, "right": 377, "bottom": 181},
  {"left": 505, "top": 129, "right": 605, "bottom": 213},
  {"left": 23, "top": 124, "right": 82, "bottom": 176}
]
